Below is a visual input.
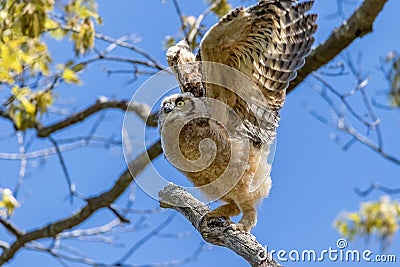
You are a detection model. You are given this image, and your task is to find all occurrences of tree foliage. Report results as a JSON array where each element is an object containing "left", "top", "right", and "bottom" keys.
[
  {"left": 0, "top": 0, "right": 100, "bottom": 131},
  {"left": 335, "top": 196, "right": 400, "bottom": 249}
]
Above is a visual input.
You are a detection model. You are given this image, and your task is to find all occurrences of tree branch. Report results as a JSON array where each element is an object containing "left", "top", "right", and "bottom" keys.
[
  {"left": 355, "top": 183, "right": 400, "bottom": 197},
  {"left": 288, "top": 0, "right": 389, "bottom": 93},
  {"left": 0, "top": 219, "right": 23, "bottom": 238},
  {"left": 0, "top": 141, "right": 162, "bottom": 265},
  {"left": 36, "top": 97, "right": 157, "bottom": 138},
  {"left": 158, "top": 184, "right": 279, "bottom": 267},
  {"left": 93, "top": 32, "right": 165, "bottom": 71}
]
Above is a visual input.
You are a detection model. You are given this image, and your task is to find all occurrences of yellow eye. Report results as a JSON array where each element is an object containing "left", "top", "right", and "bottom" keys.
[{"left": 176, "top": 100, "right": 185, "bottom": 107}]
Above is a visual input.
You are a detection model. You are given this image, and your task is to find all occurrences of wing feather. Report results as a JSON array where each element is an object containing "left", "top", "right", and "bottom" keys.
[
  {"left": 200, "top": 0, "right": 317, "bottom": 105},
  {"left": 198, "top": 0, "right": 317, "bottom": 144},
  {"left": 166, "top": 1, "right": 317, "bottom": 144}
]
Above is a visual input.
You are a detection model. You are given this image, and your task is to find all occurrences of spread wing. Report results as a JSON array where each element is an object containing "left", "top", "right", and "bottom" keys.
[
  {"left": 166, "top": 0, "right": 317, "bottom": 144},
  {"left": 198, "top": 0, "right": 317, "bottom": 143},
  {"left": 200, "top": 0, "right": 317, "bottom": 110}
]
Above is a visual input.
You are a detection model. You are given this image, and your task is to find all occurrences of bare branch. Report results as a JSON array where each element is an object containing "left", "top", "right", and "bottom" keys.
[
  {"left": 288, "top": 0, "right": 389, "bottom": 93},
  {"left": 14, "top": 132, "right": 27, "bottom": 198},
  {"left": 93, "top": 32, "right": 165, "bottom": 71},
  {"left": 172, "top": 0, "right": 187, "bottom": 36},
  {"left": 0, "top": 219, "right": 23, "bottom": 238},
  {"left": 344, "top": 53, "right": 384, "bottom": 148},
  {"left": 117, "top": 213, "right": 176, "bottom": 264},
  {"left": 107, "top": 206, "right": 130, "bottom": 224},
  {"left": 0, "top": 138, "right": 119, "bottom": 161},
  {"left": 0, "top": 141, "right": 163, "bottom": 265},
  {"left": 355, "top": 183, "right": 400, "bottom": 197},
  {"left": 48, "top": 136, "right": 74, "bottom": 197},
  {"left": 158, "top": 184, "right": 279, "bottom": 267},
  {"left": 36, "top": 98, "right": 157, "bottom": 138},
  {"left": 96, "top": 55, "right": 163, "bottom": 70},
  {"left": 2, "top": 98, "right": 157, "bottom": 138},
  {"left": 57, "top": 219, "right": 121, "bottom": 239},
  {"left": 312, "top": 73, "right": 378, "bottom": 129},
  {"left": 27, "top": 240, "right": 208, "bottom": 267},
  {"left": 311, "top": 78, "right": 400, "bottom": 166}
]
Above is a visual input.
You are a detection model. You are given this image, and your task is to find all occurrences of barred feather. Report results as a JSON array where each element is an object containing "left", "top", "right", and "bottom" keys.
[
  {"left": 166, "top": 0, "right": 317, "bottom": 144},
  {"left": 197, "top": 0, "right": 316, "bottom": 143}
]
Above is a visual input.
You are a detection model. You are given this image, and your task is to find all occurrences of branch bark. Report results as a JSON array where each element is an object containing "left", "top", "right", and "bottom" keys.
[
  {"left": 288, "top": 0, "right": 389, "bottom": 93},
  {"left": 0, "top": 141, "right": 162, "bottom": 265},
  {"left": 158, "top": 184, "right": 280, "bottom": 267}
]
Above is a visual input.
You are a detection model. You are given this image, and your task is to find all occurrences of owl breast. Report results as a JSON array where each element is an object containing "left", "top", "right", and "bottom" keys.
[
  {"left": 164, "top": 117, "right": 260, "bottom": 201},
  {"left": 178, "top": 118, "right": 232, "bottom": 185}
]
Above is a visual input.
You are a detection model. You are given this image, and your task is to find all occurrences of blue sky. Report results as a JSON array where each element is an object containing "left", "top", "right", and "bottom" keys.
[{"left": 1, "top": 0, "right": 400, "bottom": 266}]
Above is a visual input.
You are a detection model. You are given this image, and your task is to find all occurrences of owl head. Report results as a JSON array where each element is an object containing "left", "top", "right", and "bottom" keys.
[
  {"left": 158, "top": 92, "right": 211, "bottom": 133},
  {"left": 158, "top": 92, "right": 209, "bottom": 128}
]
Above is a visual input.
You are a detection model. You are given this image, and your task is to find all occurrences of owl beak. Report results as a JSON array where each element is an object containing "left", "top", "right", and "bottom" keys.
[{"left": 163, "top": 103, "right": 174, "bottom": 113}]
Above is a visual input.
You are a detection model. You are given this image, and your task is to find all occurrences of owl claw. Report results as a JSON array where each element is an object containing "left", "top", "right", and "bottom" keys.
[
  {"left": 200, "top": 213, "right": 231, "bottom": 229},
  {"left": 227, "top": 223, "right": 250, "bottom": 232}
]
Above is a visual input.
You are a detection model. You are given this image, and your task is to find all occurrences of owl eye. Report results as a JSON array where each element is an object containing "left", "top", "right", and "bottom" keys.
[{"left": 175, "top": 99, "right": 185, "bottom": 107}]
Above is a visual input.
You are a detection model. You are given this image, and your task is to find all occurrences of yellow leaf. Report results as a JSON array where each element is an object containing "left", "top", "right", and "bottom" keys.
[
  {"left": 62, "top": 68, "right": 81, "bottom": 84},
  {"left": 13, "top": 111, "right": 23, "bottom": 130},
  {"left": 0, "top": 188, "right": 20, "bottom": 216},
  {"left": 35, "top": 90, "right": 54, "bottom": 114},
  {"left": 348, "top": 212, "right": 361, "bottom": 224},
  {"left": 11, "top": 86, "right": 31, "bottom": 97},
  {"left": 49, "top": 28, "right": 67, "bottom": 40},
  {"left": 44, "top": 17, "right": 58, "bottom": 29},
  {"left": 19, "top": 97, "right": 36, "bottom": 114}
]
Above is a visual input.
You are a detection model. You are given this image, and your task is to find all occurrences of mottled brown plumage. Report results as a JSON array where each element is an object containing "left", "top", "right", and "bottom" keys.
[{"left": 159, "top": 0, "right": 317, "bottom": 232}]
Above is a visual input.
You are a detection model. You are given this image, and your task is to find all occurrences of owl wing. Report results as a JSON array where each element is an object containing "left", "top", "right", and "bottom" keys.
[
  {"left": 198, "top": 0, "right": 317, "bottom": 144},
  {"left": 200, "top": 0, "right": 317, "bottom": 110}
]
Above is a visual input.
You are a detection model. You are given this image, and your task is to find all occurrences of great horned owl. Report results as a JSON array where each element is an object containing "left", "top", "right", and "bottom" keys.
[{"left": 159, "top": 0, "right": 317, "bottom": 232}]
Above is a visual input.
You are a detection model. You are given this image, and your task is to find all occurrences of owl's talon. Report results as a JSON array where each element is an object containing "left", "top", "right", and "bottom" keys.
[
  {"left": 228, "top": 223, "right": 250, "bottom": 232},
  {"left": 201, "top": 213, "right": 230, "bottom": 228},
  {"left": 200, "top": 215, "right": 232, "bottom": 241}
]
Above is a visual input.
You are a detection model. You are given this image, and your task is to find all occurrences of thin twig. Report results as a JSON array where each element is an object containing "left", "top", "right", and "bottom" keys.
[
  {"left": 48, "top": 136, "right": 74, "bottom": 198},
  {"left": 172, "top": 0, "right": 187, "bottom": 36},
  {"left": 116, "top": 213, "right": 176, "bottom": 264},
  {"left": 344, "top": 53, "right": 384, "bottom": 149},
  {"left": 14, "top": 132, "right": 27, "bottom": 198},
  {"left": 355, "top": 183, "right": 400, "bottom": 196},
  {"left": 312, "top": 73, "right": 377, "bottom": 128},
  {"left": 315, "top": 81, "right": 400, "bottom": 166},
  {"left": 36, "top": 98, "right": 157, "bottom": 138},
  {"left": 93, "top": 32, "right": 165, "bottom": 71},
  {"left": 0, "top": 219, "right": 23, "bottom": 238},
  {"left": 0, "top": 139, "right": 120, "bottom": 161}
]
